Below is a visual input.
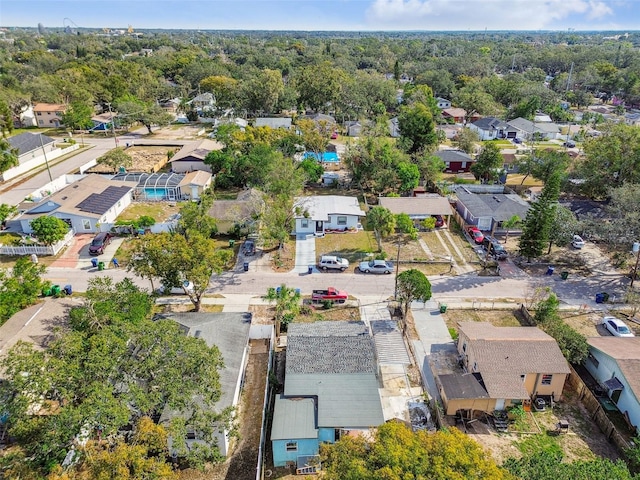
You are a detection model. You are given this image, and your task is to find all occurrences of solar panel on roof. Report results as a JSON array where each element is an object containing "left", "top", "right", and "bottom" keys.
[{"left": 76, "top": 186, "right": 132, "bottom": 215}]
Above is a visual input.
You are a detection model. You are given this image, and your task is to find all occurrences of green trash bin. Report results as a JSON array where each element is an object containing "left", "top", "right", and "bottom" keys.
[
  {"left": 229, "top": 239, "right": 235, "bottom": 247},
  {"left": 98, "top": 261, "right": 105, "bottom": 271},
  {"left": 51, "top": 285, "right": 61, "bottom": 296},
  {"left": 561, "top": 271, "right": 569, "bottom": 280},
  {"left": 41, "top": 287, "right": 52, "bottom": 297},
  {"left": 440, "top": 304, "right": 448, "bottom": 313},
  {"left": 602, "top": 292, "right": 610, "bottom": 302}
]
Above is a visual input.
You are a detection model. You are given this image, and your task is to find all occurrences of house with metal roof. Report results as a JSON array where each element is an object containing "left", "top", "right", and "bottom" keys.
[
  {"left": 18, "top": 174, "right": 137, "bottom": 234},
  {"left": 454, "top": 186, "right": 530, "bottom": 231},
  {"left": 584, "top": 337, "right": 640, "bottom": 435},
  {"left": 379, "top": 195, "right": 453, "bottom": 226},
  {"left": 271, "top": 321, "right": 384, "bottom": 470},
  {"left": 293, "top": 195, "right": 365, "bottom": 236},
  {"left": 441, "top": 322, "right": 570, "bottom": 417},
  {"left": 157, "top": 312, "right": 252, "bottom": 457},
  {"left": 169, "top": 139, "right": 223, "bottom": 173},
  {"left": 254, "top": 117, "right": 292, "bottom": 129}
]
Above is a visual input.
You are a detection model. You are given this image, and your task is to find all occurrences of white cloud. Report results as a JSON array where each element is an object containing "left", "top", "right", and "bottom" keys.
[{"left": 365, "top": 0, "right": 615, "bottom": 30}]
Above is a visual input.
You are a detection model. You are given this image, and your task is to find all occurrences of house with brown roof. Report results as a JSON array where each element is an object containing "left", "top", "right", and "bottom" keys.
[
  {"left": 18, "top": 174, "right": 137, "bottom": 234},
  {"left": 584, "top": 337, "right": 640, "bottom": 435},
  {"left": 169, "top": 139, "right": 223, "bottom": 173},
  {"left": 379, "top": 195, "right": 453, "bottom": 227},
  {"left": 33, "top": 103, "right": 66, "bottom": 127},
  {"left": 439, "top": 322, "right": 570, "bottom": 417}
]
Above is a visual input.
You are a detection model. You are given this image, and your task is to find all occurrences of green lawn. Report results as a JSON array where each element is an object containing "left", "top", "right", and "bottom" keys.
[
  {"left": 315, "top": 231, "right": 377, "bottom": 263},
  {"left": 118, "top": 202, "right": 185, "bottom": 223}
]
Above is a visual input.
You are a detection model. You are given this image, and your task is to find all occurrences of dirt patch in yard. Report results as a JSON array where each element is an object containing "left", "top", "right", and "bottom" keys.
[
  {"left": 118, "top": 202, "right": 184, "bottom": 223},
  {"left": 86, "top": 146, "right": 176, "bottom": 173},
  {"left": 443, "top": 308, "right": 523, "bottom": 332}
]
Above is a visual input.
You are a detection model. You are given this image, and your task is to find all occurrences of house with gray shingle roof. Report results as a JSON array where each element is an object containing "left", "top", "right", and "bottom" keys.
[
  {"left": 7, "top": 132, "right": 56, "bottom": 164},
  {"left": 434, "top": 149, "right": 475, "bottom": 173},
  {"left": 441, "top": 322, "right": 570, "bottom": 416},
  {"left": 157, "top": 312, "right": 252, "bottom": 457},
  {"left": 271, "top": 321, "right": 384, "bottom": 470},
  {"left": 468, "top": 116, "right": 511, "bottom": 140},
  {"left": 584, "top": 337, "right": 640, "bottom": 436},
  {"left": 507, "top": 117, "right": 561, "bottom": 140},
  {"left": 454, "top": 186, "right": 530, "bottom": 231}
]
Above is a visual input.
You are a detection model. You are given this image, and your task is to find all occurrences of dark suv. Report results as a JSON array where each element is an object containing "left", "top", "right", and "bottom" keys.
[
  {"left": 89, "top": 232, "right": 112, "bottom": 255},
  {"left": 482, "top": 236, "right": 508, "bottom": 260}
]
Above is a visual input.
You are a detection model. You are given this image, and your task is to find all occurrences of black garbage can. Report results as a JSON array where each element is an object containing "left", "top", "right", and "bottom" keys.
[
  {"left": 308, "top": 265, "right": 314, "bottom": 274},
  {"left": 91, "top": 257, "right": 98, "bottom": 268},
  {"left": 602, "top": 292, "right": 610, "bottom": 302},
  {"left": 243, "top": 262, "right": 249, "bottom": 272},
  {"left": 595, "top": 293, "right": 605, "bottom": 304}
]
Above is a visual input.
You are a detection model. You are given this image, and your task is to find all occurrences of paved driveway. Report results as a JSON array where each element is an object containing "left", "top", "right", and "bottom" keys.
[{"left": 293, "top": 234, "right": 316, "bottom": 273}]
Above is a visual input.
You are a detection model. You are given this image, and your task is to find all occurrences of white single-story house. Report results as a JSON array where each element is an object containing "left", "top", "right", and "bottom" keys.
[
  {"left": 293, "top": 195, "right": 365, "bottom": 236},
  {"left": 254, "top": 117, "right": 293, "bottom": 129},
  {"left": 436, "top": 97, "right": 452, "bottom": 109},
  {"left": 18, "top": 174, "right": 138, "bottom": 234}
]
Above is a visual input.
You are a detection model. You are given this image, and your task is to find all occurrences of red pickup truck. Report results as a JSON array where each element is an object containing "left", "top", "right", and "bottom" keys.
[{"left": 312, "top": 287, "right": 348, "bottom": 303}]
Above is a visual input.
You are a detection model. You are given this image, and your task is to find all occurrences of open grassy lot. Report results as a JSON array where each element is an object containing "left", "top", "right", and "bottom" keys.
[
  {"left": 118, "top": 202, "right": 184, "bottom": 223},
  {"left": 381, "top": 234, "right": 427, "bottom": 262},
  {"left": 315, "top": 231, "right": 377, "bottom": 263}
]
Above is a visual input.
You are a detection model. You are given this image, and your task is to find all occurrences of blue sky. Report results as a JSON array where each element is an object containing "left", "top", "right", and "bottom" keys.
[{"left": 1, "top": 0, "right": 638, "bottom": 31}]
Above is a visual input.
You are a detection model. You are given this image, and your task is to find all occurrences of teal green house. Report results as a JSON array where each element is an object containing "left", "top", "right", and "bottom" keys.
[{"left": 271, "top": 322, "right": 385, "bottom": 473}]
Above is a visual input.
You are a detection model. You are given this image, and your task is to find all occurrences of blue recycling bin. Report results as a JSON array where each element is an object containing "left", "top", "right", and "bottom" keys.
[
  {"left": 91, "top": 257, "right": 98, "bottom": 268},
  {"left": 595, "top": 293, "right": 605, "bottom": 304},
  {"left": 243, "top": 262, "right": 249, "bottom": 272},
  {"left": 64, "top": 284, "right": 72, "bottom": 295},
  {"left": 546, "top": 266, "right": 555, "bottom": 275}
]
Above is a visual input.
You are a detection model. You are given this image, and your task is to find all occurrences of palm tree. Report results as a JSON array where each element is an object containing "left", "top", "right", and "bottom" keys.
[
  {"left": 501, "top": 215, "right": 522, "bottom": 244},
  {"left": 263, "top": 284, "right": 301, "bottom": 336}
]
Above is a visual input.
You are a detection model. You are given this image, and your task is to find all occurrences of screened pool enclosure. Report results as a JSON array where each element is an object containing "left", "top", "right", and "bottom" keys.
[{"left": 111, "top": 172, "right": 185, "bottom": 201}]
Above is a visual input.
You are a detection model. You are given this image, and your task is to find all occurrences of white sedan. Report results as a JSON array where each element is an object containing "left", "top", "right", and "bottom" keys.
[
  {"left": 602, "top": 316, "right": 635, "bottom": 337},
  {"left": 572, "top": 235, "right": 585, "bottom": 249},
  {"left": 358, "top": 259, "right": 393, "bottom": 274}
]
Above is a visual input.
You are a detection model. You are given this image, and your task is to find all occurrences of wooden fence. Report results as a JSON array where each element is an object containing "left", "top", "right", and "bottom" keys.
[{"left": 566, "top": 365, "right": 633, "bottom": 452}]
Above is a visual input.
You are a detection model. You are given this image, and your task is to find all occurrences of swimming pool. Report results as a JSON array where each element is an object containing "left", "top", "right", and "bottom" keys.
[
  {"left": 143, "top": 188, "right": 168, "bottom": 200},
  {"left": 303, "top": 152, "right": 340, "bottom": 163}
]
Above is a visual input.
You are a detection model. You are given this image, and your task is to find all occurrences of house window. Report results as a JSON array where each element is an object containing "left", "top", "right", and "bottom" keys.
[
  {"left": 541, "top": 374, "right": 553, "bottom": 385},
  {"left": 445, "top": 161, "right": 450, "bottom": 169},
  {"left": 521, "top": 374, "right": 526, "bottom": 382},
  {"left": 39, "top": 120, "right": 44, "bottom": 125},
  {"left": 37, "top": 112, "right": 42, "bottom": 116},
  {"left": 337, "top": 216, "right": 347, "bottom": 226},
  {"left": 286, "top": 441, "right": 298, "bottom": 452},
  {"left": 462, "top": 342, "right": 467, "bottom": 353},
  {"left": 82, "top": 219, "right": 91, "bottom": 230},
  {"left": 588, "top": 353, "right": 599, "bottom": 369},
  {"left": 301, "top": 219, "right": 309, "bottom": 229}
]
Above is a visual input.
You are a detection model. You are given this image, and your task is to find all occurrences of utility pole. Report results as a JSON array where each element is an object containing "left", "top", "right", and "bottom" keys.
[
  {"left": 38, "top": 133, "right": 53, "bottom": 182},
  {"left": 632, "top": 242, "right": 640, "bottom": 288}
]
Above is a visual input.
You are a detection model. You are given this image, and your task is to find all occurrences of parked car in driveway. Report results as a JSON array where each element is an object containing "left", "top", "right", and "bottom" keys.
[
  {"left": 358, "top": 259, "right": 393, "bottom": 274},
  {"left": 467, "top": 226, "right": 484, "bottom": 244},
  {"left": 318, "top": 255, "right": 349, "bottom": 271},
  {"left": 602, "top": 316, "right": 635, "bottom": 337},
  {"left": 88, "top": 232, "right": 112, "bottom": 255},
  {"left": 563, "top": 140, "right": 576, "bottom": 148},
  {"left": 243, "top": 239, "right": 256, "bottom": 256},
  {"left": 571, "top": 235, "right": 585, "bottom": 249},
  {"left": 156, "top": 280, "right": 194, "bottom": 295},
  {"left": 482, "top": 236, "right": 508, "bottom": 260},
  {"left": 432, "top": 215, "right": 445, "bottom": 228}
]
